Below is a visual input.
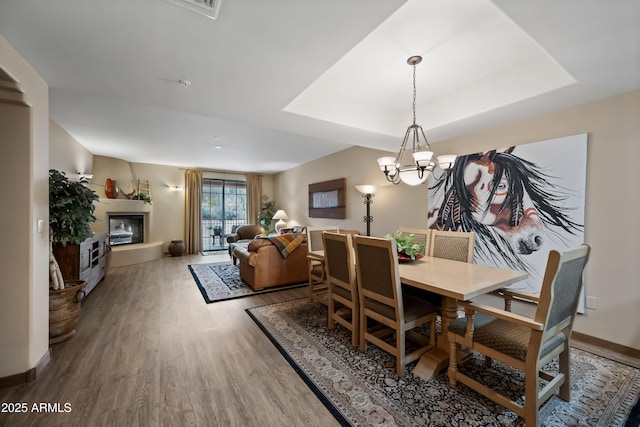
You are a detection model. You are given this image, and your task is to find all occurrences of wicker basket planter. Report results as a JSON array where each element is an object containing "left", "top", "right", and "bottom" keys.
[{"left": 49, "top": 280, "right": 86, "bottom": 344}]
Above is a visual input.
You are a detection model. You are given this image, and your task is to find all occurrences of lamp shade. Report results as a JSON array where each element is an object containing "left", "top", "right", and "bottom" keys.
[
  {"left": 399, "top": 169, "right": 428, "bottom": 186},
  {"left": 355, "top": 185, "right": 377, "bottom": 195},
  {"left": 273, "top": 210, "right": 288, "bottom": 220},
  {"left": 437, "top": 154, "right": 457, "bottom": 171},
  {"left": 412, "top": 150, "right": 433, "bottom": 166},
  {"left": 377, "top": 156, "right": 397, "bottom": 171}
]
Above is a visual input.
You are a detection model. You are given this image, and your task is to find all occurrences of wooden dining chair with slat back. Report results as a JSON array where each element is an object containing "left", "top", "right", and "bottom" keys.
[
  {"left": 447, "top": 244, "right": 591, "bottom": 427},
  {"left": 353, "top": 235, "right": 437, "bottom": 377},
  {"left": 306, "top": 226, "right": 339, "bottom": 305},
  {"left": 323, "top": 232, "right": 359, "bottom": 347}
]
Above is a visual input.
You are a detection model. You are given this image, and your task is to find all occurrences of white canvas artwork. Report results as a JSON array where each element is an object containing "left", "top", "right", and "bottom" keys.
[{"left": 427, "top": 133, "right": 587, "bottom": 294}]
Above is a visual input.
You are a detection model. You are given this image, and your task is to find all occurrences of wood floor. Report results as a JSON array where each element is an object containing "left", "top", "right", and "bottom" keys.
[
  {"left": 0, "top": 253, "right": 339, "bottom": 427},
  {"left": 3, "top": 253, "right": 637, "bottom": 427}
]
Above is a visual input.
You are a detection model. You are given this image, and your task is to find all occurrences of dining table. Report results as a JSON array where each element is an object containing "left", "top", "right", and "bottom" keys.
[
  {"left": 398, "top": 256, "right": 527, "bottom": 380},
  {"left": 308, "top": 249, "right": 528, "bottom": 381}
]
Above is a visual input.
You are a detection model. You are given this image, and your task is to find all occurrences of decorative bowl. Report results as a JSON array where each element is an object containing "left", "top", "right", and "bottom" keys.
[{"left": 398, "top": 253, "right": 423, "bottom": 263}]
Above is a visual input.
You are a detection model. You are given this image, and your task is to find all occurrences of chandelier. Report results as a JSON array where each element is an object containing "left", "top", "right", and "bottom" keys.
[{"left": 377, "top": 56, "right": 457, "bottom": 186}]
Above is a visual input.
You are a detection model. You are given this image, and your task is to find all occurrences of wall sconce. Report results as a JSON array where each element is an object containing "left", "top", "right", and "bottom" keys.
[
  {"left": 168, "top": 185, "right": 184, "bottom": 191},
  {"left": 272, "top": 210, "right": 289, "bottom": 234},
  {"left": 355, "top": 185, "right": 377, "bottom": 236}
]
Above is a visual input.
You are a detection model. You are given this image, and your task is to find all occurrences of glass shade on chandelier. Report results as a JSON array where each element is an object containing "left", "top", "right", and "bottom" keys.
[{"left": 377, "top": 56, "right": 456, "bottom": 186}]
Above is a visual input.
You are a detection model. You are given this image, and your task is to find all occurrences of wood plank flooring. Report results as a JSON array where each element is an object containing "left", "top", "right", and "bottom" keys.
[
  {"left": 3, "top": 253, "right": 637, "bottom": 426},
  {"left": 0, "top": 253, "right": 339, "bottom": 427}
]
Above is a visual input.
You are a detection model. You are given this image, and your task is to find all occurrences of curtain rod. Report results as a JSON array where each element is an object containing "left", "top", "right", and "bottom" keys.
[{"left": 179, "top": 168, "right": 256, "bottom": 176}]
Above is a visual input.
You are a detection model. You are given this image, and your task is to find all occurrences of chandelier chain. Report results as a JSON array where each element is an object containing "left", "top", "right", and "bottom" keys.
[{"left": 412, "top": 63, "right": 417, "bottom": 125}]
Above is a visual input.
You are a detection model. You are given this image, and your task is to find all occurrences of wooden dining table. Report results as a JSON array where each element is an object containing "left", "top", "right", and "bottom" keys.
[
  {"left": 399, "top": 256, "right": 527, "bottom": 380},
  {"left": 308, "top": 249, "right": 527, "bottom": 381}
]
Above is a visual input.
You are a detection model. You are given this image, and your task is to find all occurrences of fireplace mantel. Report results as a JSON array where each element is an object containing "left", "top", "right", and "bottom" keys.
[
  {"left": 92, "top": 198, "right": 163, "bottom": 267},
  {"left": 91, "top": 198, "right": 153, "bottom": 240},
  {"left": 97, "top": 198, "right": 152, "bottom": 212}
]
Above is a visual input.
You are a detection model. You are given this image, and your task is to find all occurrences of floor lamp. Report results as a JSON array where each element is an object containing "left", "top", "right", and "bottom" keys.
[{"left": 355, "top": 185, "right": 377, "bottom": 236}]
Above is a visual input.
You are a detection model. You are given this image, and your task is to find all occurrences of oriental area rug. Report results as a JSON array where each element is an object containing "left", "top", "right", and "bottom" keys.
[
  {"left": 188, "top": 262, "right": 305, "bottom": 303},
  {"left": 247, "top": 298, "right": 640, "bottom": 427}
]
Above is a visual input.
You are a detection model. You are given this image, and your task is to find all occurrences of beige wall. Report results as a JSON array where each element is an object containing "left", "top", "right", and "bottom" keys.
[
  {"left": 130, "top": 162, "right": 184, "bottom": 250},
  {"left": 49, "top": 119, "right": 93, "bottom": 176},
  {"left": 0, "top": 33, "right": 50, "bottom": 377},
  {"left": 275, "top": 146, "right": 428, "bottom": 236},
  {"left": 274, "top": 90, "right": 640, "bottom": 350}
]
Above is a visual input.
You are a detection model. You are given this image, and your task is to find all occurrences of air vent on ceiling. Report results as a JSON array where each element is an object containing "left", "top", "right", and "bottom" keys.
[{"left": 163, "top": 0, "right": 221, "bottom": 20}]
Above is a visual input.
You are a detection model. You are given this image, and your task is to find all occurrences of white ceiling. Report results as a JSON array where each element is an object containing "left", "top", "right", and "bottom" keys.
[{"left": 1, "top": 0, "right": 638, "bottom": 173}]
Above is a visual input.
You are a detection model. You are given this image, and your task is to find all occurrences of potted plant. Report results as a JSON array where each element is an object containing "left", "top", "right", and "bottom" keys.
[
  {"left": 48, "top": 169, "right": 99, "bottom": 343},
  {"left": 257, "top": 195, "right": 276, "bottom": 235},
  {"left": 130, "top": 192, "right": 152, "bottom": 204},
  {"left": 386, "top": 231, "right": 426, "bottom": 262}
]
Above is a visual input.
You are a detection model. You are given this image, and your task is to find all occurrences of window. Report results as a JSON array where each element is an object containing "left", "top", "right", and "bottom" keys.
[{"left": 202, "top": 179, "right": 246, "bottom": 251}]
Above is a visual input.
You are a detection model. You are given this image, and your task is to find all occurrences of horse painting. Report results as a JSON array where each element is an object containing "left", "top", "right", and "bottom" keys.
[{"left": 427, "top": 140, "right": 585, "bottom": 291}]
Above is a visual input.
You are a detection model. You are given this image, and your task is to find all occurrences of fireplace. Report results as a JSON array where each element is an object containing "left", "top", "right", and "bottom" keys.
[{"left": 109, "top": 214, "right": 144, "bottom": 246}]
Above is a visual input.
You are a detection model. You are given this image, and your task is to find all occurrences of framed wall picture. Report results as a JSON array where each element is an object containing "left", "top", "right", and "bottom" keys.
[
  {"left": 426, "top": 133, "right": 587, "bottom": 295},
  {"left": 309, "top": 178, "right": 346, "bottom": 219}
]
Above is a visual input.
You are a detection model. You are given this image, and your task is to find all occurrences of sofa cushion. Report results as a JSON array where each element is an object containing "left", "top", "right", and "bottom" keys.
[{"left": 247, "top": 238, "right": 273, "bottom": 252}]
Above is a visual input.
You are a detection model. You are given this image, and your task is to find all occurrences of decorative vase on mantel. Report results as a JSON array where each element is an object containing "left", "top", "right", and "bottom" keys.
[{"left": 104, "top": 178, "right": 119, "bottom": 199}]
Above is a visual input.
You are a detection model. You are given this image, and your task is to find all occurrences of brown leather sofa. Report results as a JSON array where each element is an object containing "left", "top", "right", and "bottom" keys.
[{"left": 233, "top": 237, "right": 308, "bottom": 290}]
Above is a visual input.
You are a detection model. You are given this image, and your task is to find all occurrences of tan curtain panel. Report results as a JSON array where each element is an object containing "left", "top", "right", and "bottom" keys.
[
  {"left": 184, "top": 169, "right": 203, "bottom": 254},
  {"left": 246, "top": 173, "right": 262, "bottom": 225}
]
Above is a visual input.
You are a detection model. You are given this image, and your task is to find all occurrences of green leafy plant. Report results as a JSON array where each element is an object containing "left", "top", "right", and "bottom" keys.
[
  {"left": 257, "top": 195, "right": 276, "bottom": 234},
  {"left": 131, "top": 192, "right": 152, "bottom": 205},
  {"left": 49, "top": 169, "right": 99, "bottom": 290},
  {"left": 385, "top": 231, "right": 426, "bottom": 260},
  {"left": 49, "top": 169, "right": 99, "bottom": 246}
]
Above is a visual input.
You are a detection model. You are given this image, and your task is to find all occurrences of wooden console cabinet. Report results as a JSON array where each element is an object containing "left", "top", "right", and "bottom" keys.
[{"left": 52, "top": 233, "right": 107, "bottom": 295}]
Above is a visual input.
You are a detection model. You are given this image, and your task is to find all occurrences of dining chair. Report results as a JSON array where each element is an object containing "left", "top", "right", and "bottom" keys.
[
  {"left": 411, "top": 229, "right": 474, "bottom": 309},
  {"left": 447, "top": 244, "right": 591, "bottom": 427},
  {"left": 429, "top": 230, "right": 475, "bottom": 262},
  {"left": 323, "top": 232, "right": 359, "bottom": 347},
  {"left": 306, "top": 226, "right": 339, "bottom": 305},
  {"left": 353, "top": 235, "right": 437, "bottom": 377},
  {"left": 397, "top": 227, "right": 431, "bottom": 257},
  {"left": 497, "top": 288, "right": 540, "bottom": 311}
]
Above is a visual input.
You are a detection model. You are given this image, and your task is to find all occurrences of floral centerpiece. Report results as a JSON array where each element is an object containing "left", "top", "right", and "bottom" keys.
[{"left": 385, "top": 231, "right": 426, "bottom": 262}]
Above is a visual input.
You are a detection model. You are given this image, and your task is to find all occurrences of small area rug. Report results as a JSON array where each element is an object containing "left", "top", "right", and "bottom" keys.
[
  {"left": 247, "top": 298, "right": 640, "bottom": 426},
  {"left": 189, "top": 262, "right": 305, "bottom": 303}
]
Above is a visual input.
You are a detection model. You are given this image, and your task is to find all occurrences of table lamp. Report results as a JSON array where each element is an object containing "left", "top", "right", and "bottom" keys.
[{"left": 273, "top": 210, "right": 288, "bottom": 233}]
